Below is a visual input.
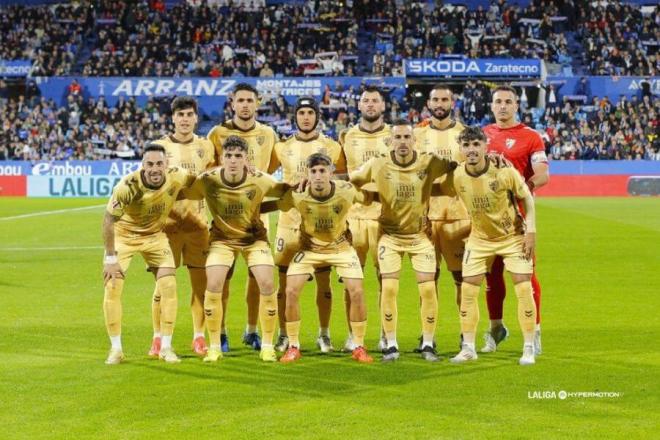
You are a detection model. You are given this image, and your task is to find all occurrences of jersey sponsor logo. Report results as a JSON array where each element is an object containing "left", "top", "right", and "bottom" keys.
[{"left": 505, "top": 138, "right": 516, "bottom": 149}]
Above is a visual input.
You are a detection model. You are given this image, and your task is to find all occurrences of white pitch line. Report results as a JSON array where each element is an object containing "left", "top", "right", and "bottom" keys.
[
  {"left": 0, "top": 204, "right": 105, "bottom": 221},
  {"left": 0, "top": 245, "right": 103, "bottom": 251}
]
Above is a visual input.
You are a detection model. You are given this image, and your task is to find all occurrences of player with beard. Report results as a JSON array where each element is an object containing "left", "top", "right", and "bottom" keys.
[
  {"left": 338, "top": 85, "right": 391, "bottom": 352},
  {"left": 413, "top": 85, "right": 470, "bottom": 350},
  {"left": 148, "top": 97, "right": 215, "bottom": 359},
  {"left": 270, "top": 96, "right": 347, "bottom": 353},
  {"left": 207, "top": 83, "right": 278, "bottom": 352}
]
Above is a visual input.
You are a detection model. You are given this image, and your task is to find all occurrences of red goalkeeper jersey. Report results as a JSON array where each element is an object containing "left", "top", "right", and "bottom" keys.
[{"left": 483, "top": 123, "right": 547, "bottom": 182}]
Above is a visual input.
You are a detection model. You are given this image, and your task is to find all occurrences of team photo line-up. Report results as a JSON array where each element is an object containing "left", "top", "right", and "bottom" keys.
[{"left": 102, "top": 81, "right": 549, "bottom": 366}]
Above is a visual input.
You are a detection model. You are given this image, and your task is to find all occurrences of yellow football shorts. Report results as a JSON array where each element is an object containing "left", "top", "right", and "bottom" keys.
[
  {"left": 347, "top": 217, "right": 380, "bottom": 267},
  {"left": 430, "top": 219, "right": 469, "bottom": 272},
  {"left": 206, "top": 240, "right": 274, "bottom": 268},
  {"left": 116, "top": 232, "right": 175, "bottom": 272},
  {"left": 377, "top": 232, "right": 436, "bottom": 275},
  {"left": 287, "top": 247, "right": 363, "bottom": 280},
  {"left": 166, "top": 228, "right": 210, "bottom": 268},
  {"left": 462, "top": 235, "right": 533, "bottom": 277},
  {"left": 273, "top": 224, "right": 300, "bottom": 268}
]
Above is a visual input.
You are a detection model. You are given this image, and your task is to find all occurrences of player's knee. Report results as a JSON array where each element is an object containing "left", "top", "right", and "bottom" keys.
[
  {"left": 259, "top": 279, "right": 275, "bottom": 296},
  {"left": 285, "top": 285, "right": 300, "bottom": 301}
]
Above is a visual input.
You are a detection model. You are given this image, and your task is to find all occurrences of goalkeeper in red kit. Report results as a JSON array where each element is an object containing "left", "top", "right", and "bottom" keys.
[{"left": 482, "top": 85, "right": 549, "bottom": 355}]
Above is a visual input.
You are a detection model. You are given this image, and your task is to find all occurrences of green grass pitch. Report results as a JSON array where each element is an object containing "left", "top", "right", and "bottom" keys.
[{"left": 0, "top": 197, "right": 658, "bottom": 439}]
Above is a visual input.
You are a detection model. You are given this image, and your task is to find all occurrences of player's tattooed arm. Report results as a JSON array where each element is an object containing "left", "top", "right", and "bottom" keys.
[
  {"left": 102, "top": 212, "right": 123, "bottom": 286},
  {"left": 521, "top": 192, "right": 536, "bottom": 260}
]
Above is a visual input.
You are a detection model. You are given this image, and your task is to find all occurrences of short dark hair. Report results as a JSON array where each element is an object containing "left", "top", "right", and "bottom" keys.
[
  {"left": 233, "top": 82, "right": 259, "bottom": 98},
  {"left": 361, "top": 85, "right": 386, "bottom": 101},
  {"left": 457, "top": 126, "right": 488, "bottom": 144},
  {"left": 431, "top": 84, "right": 453, "bottom": 95},
  {"left": 492, "top": 84, "right": 518, "bottom": 100},
  {"left": 171, "top": 96, "right": 198, "bottom": 114},
  {"left": 144, "top": 142, "right": 166, "bottom": 155},
  {"left": 306, "top": 152, "right": 333, "bottom": 169},
  {"left": 391, "top": 118, "right": 412, "bottom": 128},
  {"left": 222, "top": 135, "right": 248, "bottom": 153}
]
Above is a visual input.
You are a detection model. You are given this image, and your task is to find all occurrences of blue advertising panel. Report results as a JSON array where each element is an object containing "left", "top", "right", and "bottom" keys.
[
  {"left": 34, "top": 76, "right": 406, "bottom": 117},
  {"left": 547, "top": 76, "right": 659, "bottom": 101},
  {"left": 0, "top": 60, "right": 32, "bottom": 77},
  {"left": 27, "top": 175, "right": 123, "bottom": 197},
  {"left": 405, "top": 58, "right": 541, "bottom": 78},
  {"left": 0, "top": 161, "right": 140, "bottom": 176}
]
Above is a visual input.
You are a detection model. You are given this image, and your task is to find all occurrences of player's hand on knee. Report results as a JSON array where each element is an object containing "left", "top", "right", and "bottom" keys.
[
  {"left": 523, "top": 232, "right": 536, "bottom": 260},
  {"left": 103, "top": 263, "right": 123, "bottom": 287}
]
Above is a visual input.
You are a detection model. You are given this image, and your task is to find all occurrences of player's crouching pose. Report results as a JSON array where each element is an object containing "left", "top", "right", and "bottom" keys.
[
  {"left": 183, "top": 136, "right": 291, "bottom": 363},
  {"left": 274, "top": 153, "right": 374, "bottom": 364},
  {"left": 445, "top": 126, "right": 538, "bottom": 366},
  {"left": 102, "top": 143, "right": 197, "bottom": 364}
]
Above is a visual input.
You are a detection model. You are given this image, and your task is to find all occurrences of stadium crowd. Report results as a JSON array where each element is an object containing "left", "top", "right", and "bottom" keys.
[
  {"left": 1, "top": 0, "right": 657, "bottom": 76},
  {"left": 2, "top": 78, "right": 657, "bottom": 161},
  {"left": 82, "top": 0, "right": 359, "bottom": 77}
]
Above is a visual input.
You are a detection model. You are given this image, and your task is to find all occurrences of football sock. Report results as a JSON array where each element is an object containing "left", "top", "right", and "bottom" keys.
[
  {"left": 151, "top": 283, "right": 161, "bottom": 334},
  {"left": 381, "top": 278, "right": 399, "bottom": 345},
  {"left": 103, "top": 278, "right": 124, "bottom": 337},
  {"left": 220, "top": 283, "right": 229, "bottom": 335},
  {"left": 193, "top": 332, "right": 204, "bottom": 339},
  {"left": 460, "top": 282, "right": 480, "bottom": 343},
  {"left": 246, "top": 277, "right": 260, "bottom": 328},
  {"left": 531, "top": 272, "right": 542, "bottom": 324},
  {"left": 189, "top": 268, "right": 206, "bottom": 335},
  {"left": 419, "top": 281, "right": 437, "bottom": 347},
  {"left": 514, "top": 281, "right": 536, "bottom": 344},
  {"left": 350, "top": 321, "right": 366, "bottom": 347},
  {"left": 286, "top": 320, "right": 301, "bottom": 348},
  {"left": 319, "top": 327, "right": 330, "bottom": 337},
  {"left": 110, "top": 335, "right": 122, "bottom": 350},
  {"left": 161, "top": 335, "right": 172, "bottom": 350},
  {"left": 204, "top": 290, "right": 223, "bottom": 347},
  {"left": 153, "top": 332, "right": 161, "bottom": 339},
  {"left": 158, "top": 275, "right": 177, "bottom": 337},
  {"left": 259, "top": 293, "right": 277, "bottom": 346},
  {"left": 245, "top": 324, "right": 257, "bottom": 334}
]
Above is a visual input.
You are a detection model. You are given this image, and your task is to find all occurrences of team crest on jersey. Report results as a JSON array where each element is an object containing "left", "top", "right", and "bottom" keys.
[
  {"left": 489, "top": 180, "right": 499, "bottom": 192},
  {"left": 196, "top": 149, "right": 204, "bottom": 159},
  {"left": 384, "top": 171, "right": 393, "bottom": 180},
  {"left": 245, "top": 189, "right": 256, "bottom": 200},
  {"left": 256, "top": 135, "right": 265, "bottom": 146},
  {"left": 168, "top": 187, "right": 176, "bottom": 196},
  {"left": 417, "top": 170, "right": 427, "bottom": 180},
  {"left": 333, "top": 204, "right": 342, "bottom": 214},
  {"left": 505, "top": 138, "right": 516, "bottom": 149},
  {"left": 383, "top": 136, "right": 391, "bottom": 147}
]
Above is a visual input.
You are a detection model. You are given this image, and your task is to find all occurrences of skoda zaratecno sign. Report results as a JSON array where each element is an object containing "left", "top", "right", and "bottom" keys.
[{"left": 405, "top": 58, "right": 541, "bottom": 78}]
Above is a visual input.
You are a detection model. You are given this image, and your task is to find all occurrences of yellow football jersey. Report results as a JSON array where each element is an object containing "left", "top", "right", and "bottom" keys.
[
  {"left": 340, "top": 124, "right": 391, "bottom": 220},
  {"left": 207, "top": 120, "right": 277, "bottom": 172},
  {"left": 414, "top": 121, "right": 468, "bottom": 221},
  {"left": 279, "top": 181, "right": 370, "bottom": 253},
  {"left": 449, "top": 163, "right": 531, "bottom": 240},
  {"left": 273, "top": 133, "right": 344, "bottom": 228},
  {"left": 158, "top": 134, "right": 215, "bottom": 233},
  {"left": 185, "top": 168, "right": 287, "bottom": 246},
  {"left": 351, "top": 151, "right": 454, "bottom": 237},
  {"left": 107, "top": 167, "right": 196, "bottom": 237}
]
